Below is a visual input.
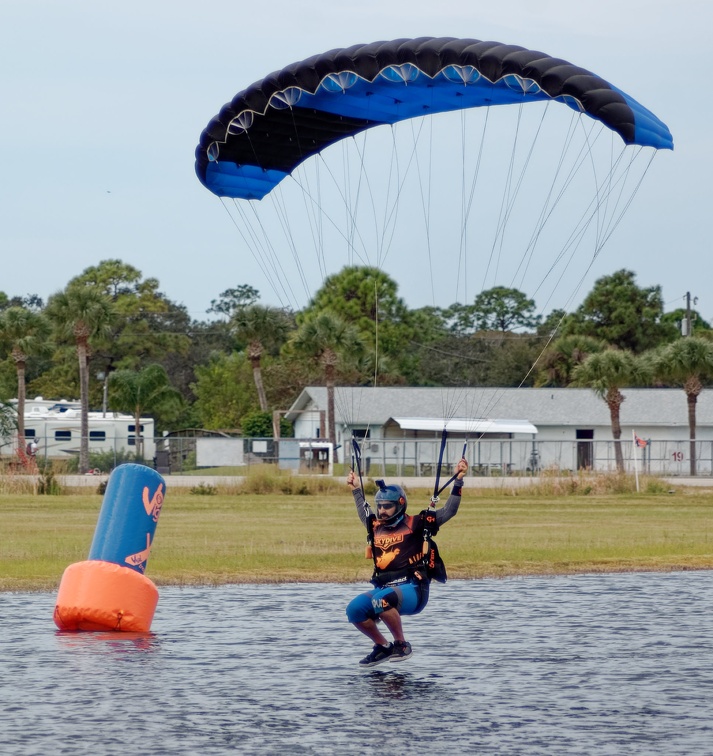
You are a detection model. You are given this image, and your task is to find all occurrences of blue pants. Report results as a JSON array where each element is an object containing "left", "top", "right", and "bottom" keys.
[{"left": 346, "top": 582, "right": 427, "bottom": 624}]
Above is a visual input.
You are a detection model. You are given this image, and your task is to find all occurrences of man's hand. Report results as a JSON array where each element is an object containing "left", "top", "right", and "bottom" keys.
[
  {"left": 346, "top": 470, "right": 358, "bottom": 489},
  {"left": 456, "top": 458, "right": 469, "bottom": 480}
]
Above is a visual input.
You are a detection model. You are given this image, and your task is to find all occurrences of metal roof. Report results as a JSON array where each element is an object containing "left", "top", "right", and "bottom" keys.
[{"left": 286, "top": 387, "right": 713, "bottom": 428}]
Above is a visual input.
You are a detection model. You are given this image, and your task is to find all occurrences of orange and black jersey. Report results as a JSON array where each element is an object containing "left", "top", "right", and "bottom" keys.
[{"left": 371, "top": 514, "right": 428, "bottom": 573}]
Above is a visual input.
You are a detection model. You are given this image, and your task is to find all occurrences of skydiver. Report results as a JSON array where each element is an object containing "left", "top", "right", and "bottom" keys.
[{"left": 345, "top": 457, "right": 468, "bottom": 666}]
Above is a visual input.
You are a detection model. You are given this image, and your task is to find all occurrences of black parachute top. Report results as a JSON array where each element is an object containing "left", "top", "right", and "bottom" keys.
[{"left": 196, "top": 37, "right": 673, "bottom": 200}]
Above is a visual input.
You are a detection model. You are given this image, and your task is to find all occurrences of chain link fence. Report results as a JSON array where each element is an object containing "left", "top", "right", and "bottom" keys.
[
  {"left": 148, "top": 436, "right": 713, "bottom": 478},
  {"left": 3, "top": 434, "right": 710, "bottom": 477}
]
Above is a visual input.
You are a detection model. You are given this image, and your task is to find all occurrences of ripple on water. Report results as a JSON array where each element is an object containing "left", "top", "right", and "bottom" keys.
[{"left": 1, "top": 573, "right": 712, "bottom": 754}]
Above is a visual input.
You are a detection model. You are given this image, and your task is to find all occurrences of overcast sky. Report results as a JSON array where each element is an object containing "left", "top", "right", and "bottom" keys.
[{"left": 1, "top": 0, "right": 710, "bottom": 322}]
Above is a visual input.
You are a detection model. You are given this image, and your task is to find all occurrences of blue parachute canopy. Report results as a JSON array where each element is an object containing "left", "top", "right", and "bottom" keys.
[{"left": 195, "top": 37, "right": 673, "bottom": 200}]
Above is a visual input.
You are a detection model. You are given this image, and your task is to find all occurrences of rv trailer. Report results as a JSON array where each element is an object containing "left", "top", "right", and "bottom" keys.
[{"left": 6, "top": 397, "right": 156, "bottom": 461}]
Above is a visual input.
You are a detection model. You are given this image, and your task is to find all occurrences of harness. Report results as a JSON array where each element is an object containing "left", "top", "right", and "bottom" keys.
[{"left": 370, "top": 511, "right": 447, "bottom": 584}]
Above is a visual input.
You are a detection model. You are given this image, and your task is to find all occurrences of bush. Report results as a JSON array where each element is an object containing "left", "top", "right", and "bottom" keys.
[
  {"left": 240, "top": 411, "right": 273, "bottom": 438},
  {"left": 190, "top": 483, "right": 218, "bottom": 496},
  {"left": 473, "top": 468, "right": 672, "bottom": 497},
  {"left": 92, "top": 449, "right": 149, "bottom": 473},
  {"left": 62, "top": 449, "right": 148, "bottom": 474},
  {"left": 238, "top": 465, "right": 343, "bottom": 495},
  {"left": 179, "top": 451, "right": 197, "bottom": 472},
  {"left": 37, "top": 466, "right": 62, "bottom": 495},
  {"left": 362, "top": 478, "right": 377, "bottom": 497},
  {"left": 240, "top": 410, "right": 294, "bottom": 438}
]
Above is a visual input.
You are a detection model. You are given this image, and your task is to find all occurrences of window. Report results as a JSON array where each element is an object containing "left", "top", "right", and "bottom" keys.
[
  {"left": 128, "top": 425, "right": 144, "bottom": 433},
  {"left": 55, "top": 430, "right": 71, "bottom": 440},
  {"left": 89, "top": 431, "right": 106, "bottom": 441},
  {"left": 25, "top": 429, "right": 36, "bottom": 438}
]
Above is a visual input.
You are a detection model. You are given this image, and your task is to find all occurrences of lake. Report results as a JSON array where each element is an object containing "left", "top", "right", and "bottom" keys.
[{"left": 2, "top": 572, "right": 712, "bottom": 754}]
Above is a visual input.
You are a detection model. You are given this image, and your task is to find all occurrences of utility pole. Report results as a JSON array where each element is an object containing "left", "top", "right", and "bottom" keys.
[{"left": 684, "top": 292, "right": 698, "bottom": 337}]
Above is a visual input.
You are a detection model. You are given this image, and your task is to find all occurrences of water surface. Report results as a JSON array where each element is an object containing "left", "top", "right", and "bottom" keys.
[{"left": 2, "top": 572, "right": 712, "bottom": 754}]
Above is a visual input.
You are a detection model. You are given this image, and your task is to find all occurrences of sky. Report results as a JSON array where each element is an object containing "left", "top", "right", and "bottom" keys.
[{"left": 1, "top": 0, "right": 711, "bottom": 324}]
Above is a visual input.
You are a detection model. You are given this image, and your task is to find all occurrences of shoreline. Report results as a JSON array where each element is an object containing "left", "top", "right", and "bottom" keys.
[{"left": 8, "top": 561, "right": 713, "bottom": 594}]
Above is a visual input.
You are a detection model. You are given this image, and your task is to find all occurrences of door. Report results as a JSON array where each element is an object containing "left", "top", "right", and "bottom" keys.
[{"left": 576, "top": 429, "right": 594, "bottom": 470}]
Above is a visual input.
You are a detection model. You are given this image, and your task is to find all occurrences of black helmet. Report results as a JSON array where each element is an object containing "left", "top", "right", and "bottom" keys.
[{"left": 374, "top": 479, "right": 407, "bottom": 526}]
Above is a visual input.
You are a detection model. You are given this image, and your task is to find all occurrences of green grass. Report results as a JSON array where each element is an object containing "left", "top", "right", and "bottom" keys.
[{"left": 2, "top": 484, "right": 713, "bottom": 592}]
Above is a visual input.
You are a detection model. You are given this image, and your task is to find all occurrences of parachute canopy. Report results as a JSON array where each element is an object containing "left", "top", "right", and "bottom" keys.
[{"left": 195, "top": 37, "right": 673, "bottom": 200}]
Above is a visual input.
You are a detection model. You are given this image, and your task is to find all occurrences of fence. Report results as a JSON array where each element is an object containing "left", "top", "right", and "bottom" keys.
[
  {"left": 0, "top": 434, "right": 154, "bottom": 473},
  {"left": 152, "top": 436, "right": 713, "bottom": 478},
  {"left": 4, "top": 435, "right": 711, "bottom": 477}
]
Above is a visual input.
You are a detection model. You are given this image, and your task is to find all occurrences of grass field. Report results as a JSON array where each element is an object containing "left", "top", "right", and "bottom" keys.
[{"left": 2, "top": 481, "right": 713, "bottom": 592}]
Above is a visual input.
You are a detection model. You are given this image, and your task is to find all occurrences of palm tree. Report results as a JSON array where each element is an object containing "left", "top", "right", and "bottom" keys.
[
  {"left": 536, "top": 335, "right": 606, "bottom": 387},
  {"left": 0, "top": 307, "right": 52, "bottom": 452},
  {"left": 572, "top": 349, "right": 649, "bottom": 473},
  {"left": 231, "top": 305, "right": 292, "bottom": 435},
  {"left": 289, "top": 312, "right": 362, "bottom": 446},
  {"left": 647, "top": 337, "right": 713, "bottom": 476},
  {"left": 46, "top": 286, "right": 114, "bottom": 473},
  {"left": 109, "top": 364, "right": 183, "bottom": 459}
]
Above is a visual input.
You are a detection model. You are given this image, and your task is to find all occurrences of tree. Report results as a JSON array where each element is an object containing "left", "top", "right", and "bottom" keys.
[
  {"left": 70, "top": 260, "right": 191, "bottom": 394},
  {"left": 537, "top": 308, "right": 570, "bottom": 340},
  {"left": 150, "top": 301, "right": 231, "bottom": 404},
  {"left": 192, "top": 352, "right": 261, "bottom": 430},
  {"left": 289, "top": 312, "right": 363, "bottom": 445},
  {"left": 661, "top": 308, "right": 711, "bottom": 337},
  {"left": 572, "top": 349, "right": 649, "bottom": 473},
  {"left": 241, "top": 410, "right": 293, "bottom": 438},
  {"left": 0, "top": 293, "right": 44, "bottom": 312},
  {"left": 483, "top": 333, "right": 542, "bottom": 387},
  {"left": 300, "top": 266, "right": 412, "bottom": 381},
  {"left": 0, "top": 307, "right": 52, "bottom": 450},
  {"left": 647, "top": 337, "right": 713, "bottom": 476},
  {"left": 109, "top": 364, "right": 183, "bottom": 459},
  {"left": 46, "top": 286, "right": 114, "bottom": 473},
  {"left": 231, "top": 305, "right": 293, "bottom": 428},
  {"left": 566, "top": 270, "right": 676, "bottom": 352},
  {"left": 536, "top": 335, "right": 606, "bottom": 387},
  {"left": 469, "top": 286, "right": 541, "bottom": 333},
  {"left": 71, "top": 259, "right": 142, "bottom": 298},
  {"left": 444, "top": 286, "right": 540, "bottom": 334},
  {"left": 208, "top": 284, "right": 260, "bottom": 318}
]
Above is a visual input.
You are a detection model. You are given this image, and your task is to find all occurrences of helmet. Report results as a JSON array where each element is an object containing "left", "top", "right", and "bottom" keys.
[{"left": 374, "top": 480, "right": 407, "bottom": 526}]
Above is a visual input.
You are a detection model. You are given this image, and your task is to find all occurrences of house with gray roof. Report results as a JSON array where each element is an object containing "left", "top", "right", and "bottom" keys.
[{"left": 284, "top": 387, "right": 713, "bottom": 476}]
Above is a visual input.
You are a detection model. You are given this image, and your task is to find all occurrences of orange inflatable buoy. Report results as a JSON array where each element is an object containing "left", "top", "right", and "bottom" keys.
[
  {"left": 53, "top": 464, "right": 166, "bottom": 633},
  {"left": 54, "top": 560, "right": 159, "bottom": 632}
]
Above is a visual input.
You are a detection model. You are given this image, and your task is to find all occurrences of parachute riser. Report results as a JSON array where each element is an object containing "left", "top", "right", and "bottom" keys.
[
  {"left": 423, "top": 429, "right": 448, "bottom": 554},
  {"left": 424, "top": 437, "right": 467, "bottom": 554},
  {"left": 352, "top": 436, "right": 377, "bottom": 563}
]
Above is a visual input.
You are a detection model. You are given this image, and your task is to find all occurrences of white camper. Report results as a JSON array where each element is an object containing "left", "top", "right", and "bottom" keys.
[{"left": 10, "top": 397, "right": 156, "bottom": 461}]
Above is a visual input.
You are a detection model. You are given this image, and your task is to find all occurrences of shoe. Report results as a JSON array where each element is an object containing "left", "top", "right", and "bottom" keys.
[
  {"left": 390, "top": 640, "right": 413, "bottom": 662},
  {"left": 359, "top": 643, "right": 394, "bottom": 667}
]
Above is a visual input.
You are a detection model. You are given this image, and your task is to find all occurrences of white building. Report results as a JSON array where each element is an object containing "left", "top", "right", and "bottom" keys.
[{"left": 285, "top": 387, "right": 713, "bottom": 476}]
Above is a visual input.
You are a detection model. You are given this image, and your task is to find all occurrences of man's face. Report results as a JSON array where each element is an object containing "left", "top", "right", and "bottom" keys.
[{"left": 377, "top": 501, "right": 397, "bottom": 520}]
